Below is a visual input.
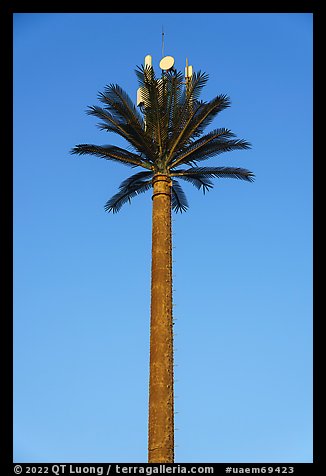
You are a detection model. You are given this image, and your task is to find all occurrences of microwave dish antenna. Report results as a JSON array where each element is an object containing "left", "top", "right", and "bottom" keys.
[{"left": 159, "top": 55, "right": 175, "bottom": 71}]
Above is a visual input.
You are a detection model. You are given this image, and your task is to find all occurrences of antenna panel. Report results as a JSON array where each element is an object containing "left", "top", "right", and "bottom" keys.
[
  {"left": 185, "top": 64, "right": 193, "bottom": 78},
  {"left": 137, "top": 87, "right": 145, "bottom": 107},
  {"left": 144, "top": 55, "right": 152, "bottom": 67}
]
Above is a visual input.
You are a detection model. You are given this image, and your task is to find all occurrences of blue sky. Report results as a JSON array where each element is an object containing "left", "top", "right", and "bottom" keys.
[{"left": 13, "top": 13, "right": 313, "bottom": 463}]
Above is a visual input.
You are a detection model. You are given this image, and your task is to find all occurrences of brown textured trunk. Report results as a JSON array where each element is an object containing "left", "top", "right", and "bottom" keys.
[{"left": 148, "top": 173, "right": 174, "bottom": 463}]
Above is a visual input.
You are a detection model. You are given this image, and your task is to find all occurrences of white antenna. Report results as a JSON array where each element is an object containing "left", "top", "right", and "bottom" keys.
[
  {"left": 185, "top": 57, "right": 193, "bottom": 79},
  {"left": 137, "top": 54, "right": 152, "bottom": 107},
  {"left": 144, "top": 54, "right": 152, "bottom": 67}
]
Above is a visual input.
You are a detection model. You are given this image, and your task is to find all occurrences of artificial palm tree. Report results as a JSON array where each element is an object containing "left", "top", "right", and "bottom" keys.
[{"left": 71, "top": 60, "right": 254, "bottom": 463}]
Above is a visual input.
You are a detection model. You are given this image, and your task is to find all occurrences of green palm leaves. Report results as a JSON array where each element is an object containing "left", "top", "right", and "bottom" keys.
[{"left": 71, "top": 63, "right": 254, "bottom": 213}]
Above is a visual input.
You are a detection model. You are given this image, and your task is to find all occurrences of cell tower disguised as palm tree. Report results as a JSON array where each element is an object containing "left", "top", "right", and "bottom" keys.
[{"left": 71, "top": 52, "right": 254, "bottom": 463}]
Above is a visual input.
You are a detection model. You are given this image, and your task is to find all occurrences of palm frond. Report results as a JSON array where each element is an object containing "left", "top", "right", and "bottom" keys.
[
  {"left": 171, "top": 179, "right": 189, "bottom": 213},
  {"left": 104, "top": 171, "right": 153, "bottom": 213},
  {"left": 95, "top": 83, "right": 162, "bottom": 162},
  {"left": 86, "top": 104, "right": 156, "bottom": 163},
  {"left": 87, "top": 105, "right": 136, "bottom": 144},
  {"left": 166, "top": 93, "right": 230, "bottom": 165},
  {"left": 118, "top": 170, "right": 154, "bottom": 189},
  {"left": 172, "top": 166, "right": 255, "bottom": 183},
  {"left": 70, "top": 144, "right": 153, "bottom": 170},
  {"left": 181, "top": 94, "right": 231, "bottom": 146},
  {"left": 99, "top": 83, "right": 143, "bottom": 128},
  {"left": 166, "top": 70, "right": 187, "bottom": 145},
  {"left": 171, "top": 172, "right": 213, "bottom": 193},
  {"left": 135, "top": 65, "right": 167, "bottom": 157},
  {"left": 135, "top": 64, "right": 157, "bottom": 89},
  {"left": 170, "top": 129, "right": 251, "bottom": 169},
  {"left": 180, "top": 70, "right": 209, "bottom": 104},
  {"left": 135, "top": 67, "right": 212, "bottom": 166}
]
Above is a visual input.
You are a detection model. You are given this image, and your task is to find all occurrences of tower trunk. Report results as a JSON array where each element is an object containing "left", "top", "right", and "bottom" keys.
[{"left": 148, "top": 174, "right": 174, "bottom": 463}]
